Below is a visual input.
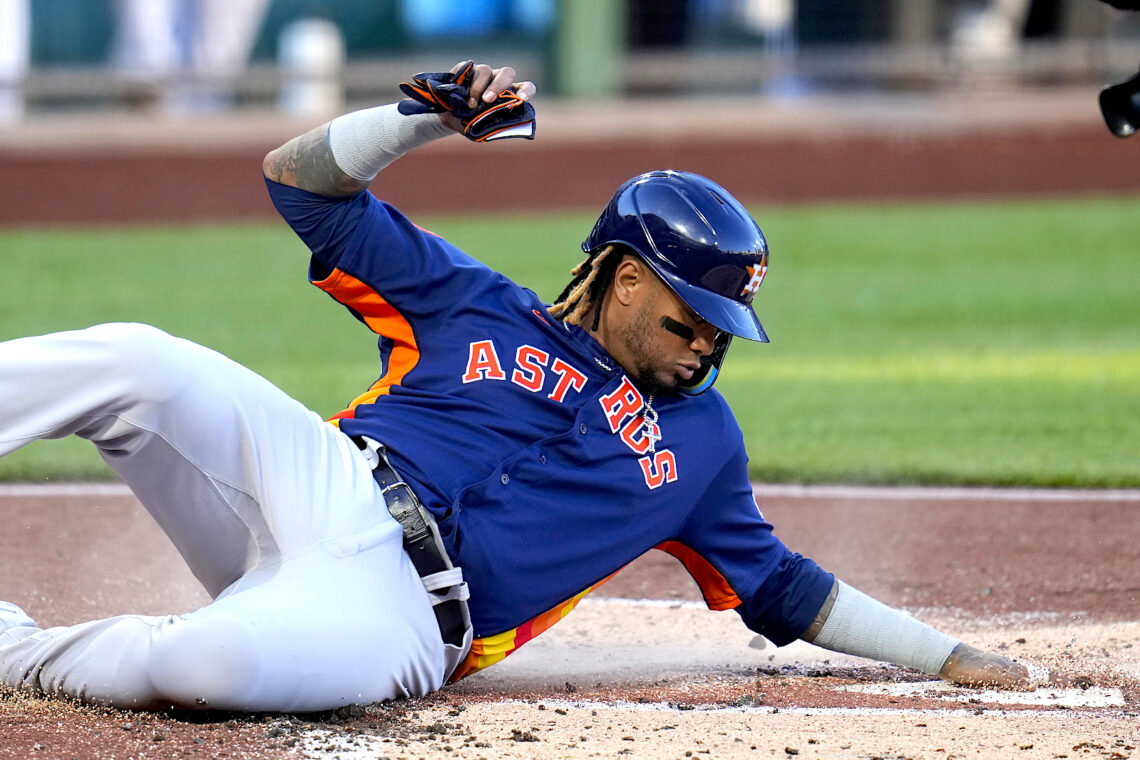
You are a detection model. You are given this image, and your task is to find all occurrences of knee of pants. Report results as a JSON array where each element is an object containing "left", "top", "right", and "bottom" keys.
[
  {"left": 146, "top": 614, "right": 264, "bottom": 711},
  {"left": 83, "top": 323, "right": 193, "bottom": 405}
]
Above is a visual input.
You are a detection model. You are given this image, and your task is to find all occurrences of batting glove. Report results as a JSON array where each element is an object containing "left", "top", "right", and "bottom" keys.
[{"left": 397, "top": 61, "right": 536, "bottom": 143}]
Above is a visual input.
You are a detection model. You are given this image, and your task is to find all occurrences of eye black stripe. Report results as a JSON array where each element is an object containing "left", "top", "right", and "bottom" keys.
[{"left": 660, "top": 316, "right": 695, "bottom": 341}]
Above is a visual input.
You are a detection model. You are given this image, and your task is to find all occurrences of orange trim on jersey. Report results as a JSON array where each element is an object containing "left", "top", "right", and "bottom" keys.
[
  {"left": 412, "top": 222, "right": 443, "bottom": 239},
  {"left": 312, "top": 268, "right": 420, "bottom": 417},
  {"left": 656, "top": 540, "right": 742, "bottom": 611},
  {"left": 449, "top": 573, "right": 616, "bottom": 683}
]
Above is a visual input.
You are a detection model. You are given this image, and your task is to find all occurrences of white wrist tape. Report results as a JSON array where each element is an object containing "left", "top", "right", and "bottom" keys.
[
  {"left": 811, "top": 581, "right": 960, "bottom": 675},
  {"left": 327, "top": 103, "right": 453, "bottom": 182}
]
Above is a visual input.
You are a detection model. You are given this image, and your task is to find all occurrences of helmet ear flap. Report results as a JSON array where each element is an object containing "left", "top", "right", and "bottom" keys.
[{"left": 679, "top": 332, "right": 733, "bottom": 395}]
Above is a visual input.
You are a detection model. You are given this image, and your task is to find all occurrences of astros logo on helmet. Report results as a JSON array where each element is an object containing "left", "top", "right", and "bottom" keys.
[{"left": 741, "top": 261, "right": 768, "bottom": 296}]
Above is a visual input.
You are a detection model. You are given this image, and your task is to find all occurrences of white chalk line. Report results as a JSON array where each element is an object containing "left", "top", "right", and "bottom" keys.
[
  {"left": 3, "top": 481, "right": 1139, "bottom": 502},
  {"left": 293, "top": 687, "right": 1127, "bottom": 759},
  {"left": 838, "top": 680, "right": 1124, "bottom": 708}
]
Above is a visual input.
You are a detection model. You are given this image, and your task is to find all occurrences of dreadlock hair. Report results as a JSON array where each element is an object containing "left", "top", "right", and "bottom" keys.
[{"left": 548, "top": 245, "right": 622, "bottom": 331}]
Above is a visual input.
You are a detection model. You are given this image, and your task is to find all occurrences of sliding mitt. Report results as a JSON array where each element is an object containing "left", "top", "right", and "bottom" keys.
[{"left": 397, "top": 60, "right": 536, "bottom": 143}]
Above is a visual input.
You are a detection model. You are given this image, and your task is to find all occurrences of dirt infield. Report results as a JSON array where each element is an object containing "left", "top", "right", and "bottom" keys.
[{"left": 1, "top": 484, "right": 1137, "bottom": 759}]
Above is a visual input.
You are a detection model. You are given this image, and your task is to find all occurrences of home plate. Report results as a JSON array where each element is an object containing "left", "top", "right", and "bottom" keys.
[{"left": 837, "top": 680, "right": 1124, "bottom": 708}]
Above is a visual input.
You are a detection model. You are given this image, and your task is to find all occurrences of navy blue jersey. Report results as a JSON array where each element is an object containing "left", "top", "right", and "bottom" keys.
[{"left": 266, "top": 179, "right": 833, "bottom": 679}]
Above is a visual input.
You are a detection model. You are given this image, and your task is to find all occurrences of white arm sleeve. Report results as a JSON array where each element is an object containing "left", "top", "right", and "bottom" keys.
[
  {"left": 811, "top": 581, "right": 960, "bottom": 675},
  {"left": 327, "top": 104, "right": 453, "bottom": 182}
]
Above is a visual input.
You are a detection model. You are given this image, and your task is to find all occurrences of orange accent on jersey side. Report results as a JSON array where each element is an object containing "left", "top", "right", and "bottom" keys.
[
  {"left": 412, "top": 222, "right": 443, "bottom": 239},
  {"left": 313, "top": 268, "right": 420, "bottom": 417},
  {"left": 656, "top": 540, "right": 742, "bottom": 611},
  {"left": 448, "top": 574, "right": 616, "bottom": 683}
]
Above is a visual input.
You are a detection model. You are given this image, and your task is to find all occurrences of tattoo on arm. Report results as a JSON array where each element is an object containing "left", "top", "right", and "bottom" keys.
[{"left": 262, "top": 125, "right": 368, "bottom": 197}]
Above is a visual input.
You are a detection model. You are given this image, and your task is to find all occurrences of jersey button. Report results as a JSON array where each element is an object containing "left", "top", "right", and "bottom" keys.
[
  {"left": 539, "top": 454, "right": 547, "bottom": 464},
  {"left": 579, "top": 423, "right": 587, "bottom": 434},
  {"left": 500, "top": 473, "right": 510, "bottom": 485}
]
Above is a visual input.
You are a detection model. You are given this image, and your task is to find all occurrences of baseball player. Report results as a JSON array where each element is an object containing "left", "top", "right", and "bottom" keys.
[{"left": 0, "top": 61, "right": 1057, "bottom": 712}]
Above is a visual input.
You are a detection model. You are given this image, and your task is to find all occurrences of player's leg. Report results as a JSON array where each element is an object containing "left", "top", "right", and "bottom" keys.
[
  {"left": 150, "top": 531, "right": 453, "bottom": 711},
  {"left": 0, "top": 323, "right": 273, "bottom": 593},
  {"left": 0, "top": 323, "right": 461, "bottom": 708},
  {"left": 0, "top": 434, "right": 452, "bottom": 710},
  {"left": 0, "top": 519, "right": 452, "bottom": 711},
  {"left": 0, "top": 322, "right": 455, "bottom": 708},
  {"left": 0, "top": 322, "right": 383, "bottom": 594}
]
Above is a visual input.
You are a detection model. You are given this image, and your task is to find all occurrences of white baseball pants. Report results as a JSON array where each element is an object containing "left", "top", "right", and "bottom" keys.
[{"left": 0, "top": 323, "right": 466, "bottom": 711}]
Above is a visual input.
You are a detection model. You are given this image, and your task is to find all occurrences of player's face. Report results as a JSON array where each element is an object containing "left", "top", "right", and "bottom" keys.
[{"left": 619, "top": 276, "right": 718, "bottom": 396}]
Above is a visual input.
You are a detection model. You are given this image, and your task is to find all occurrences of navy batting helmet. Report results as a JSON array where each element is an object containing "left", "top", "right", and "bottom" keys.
[{"left": 583, "top": 170, "right": 770, "bottom": 394}]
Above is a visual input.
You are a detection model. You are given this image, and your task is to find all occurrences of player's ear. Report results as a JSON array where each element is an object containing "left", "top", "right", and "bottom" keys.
[{"left": 611, "top": 256, "right": 644, "bottom": 307}]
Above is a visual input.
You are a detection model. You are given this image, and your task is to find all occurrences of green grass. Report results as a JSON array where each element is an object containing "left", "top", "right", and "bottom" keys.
[{"left": 2, "top": 196, "right": 1137, "bottom": 486}]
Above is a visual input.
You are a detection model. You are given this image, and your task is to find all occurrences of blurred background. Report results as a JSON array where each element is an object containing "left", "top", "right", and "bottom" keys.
[{"left": 1, "top": 0, "right": 1138, "bottom": 120}]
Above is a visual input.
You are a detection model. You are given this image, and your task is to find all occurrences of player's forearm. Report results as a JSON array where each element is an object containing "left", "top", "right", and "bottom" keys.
[
  {"left": 800, "top": 579, "right": 1056, "bottom": 689},
  {"left": 262, "top": 124, "right": 367, "bottom": 197},
  {"left": 263, "top": 105, "right": 454, "bottom": 198},
  {"left": 802, "top": 579, "right": 959, "bottom": 675}
]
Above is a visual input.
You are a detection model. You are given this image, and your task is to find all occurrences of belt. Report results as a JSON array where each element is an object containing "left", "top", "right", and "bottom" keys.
[{"left": 354, "top": 436, "right": 470, "bottom": 648}]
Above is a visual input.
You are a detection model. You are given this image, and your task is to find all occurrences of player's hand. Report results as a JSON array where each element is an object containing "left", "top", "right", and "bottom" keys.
[
  {"left": 437, "top": 62, "right": 536, "bottom": 133},
  {"left": 938, "top": 643, "right": 1070, "bottom": 690},
  {"left": 458, "top": 62, "right": 535, "bottom": 112},
  {"left": 398, "top": 61, "right": 536, "bottom": 141}
]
